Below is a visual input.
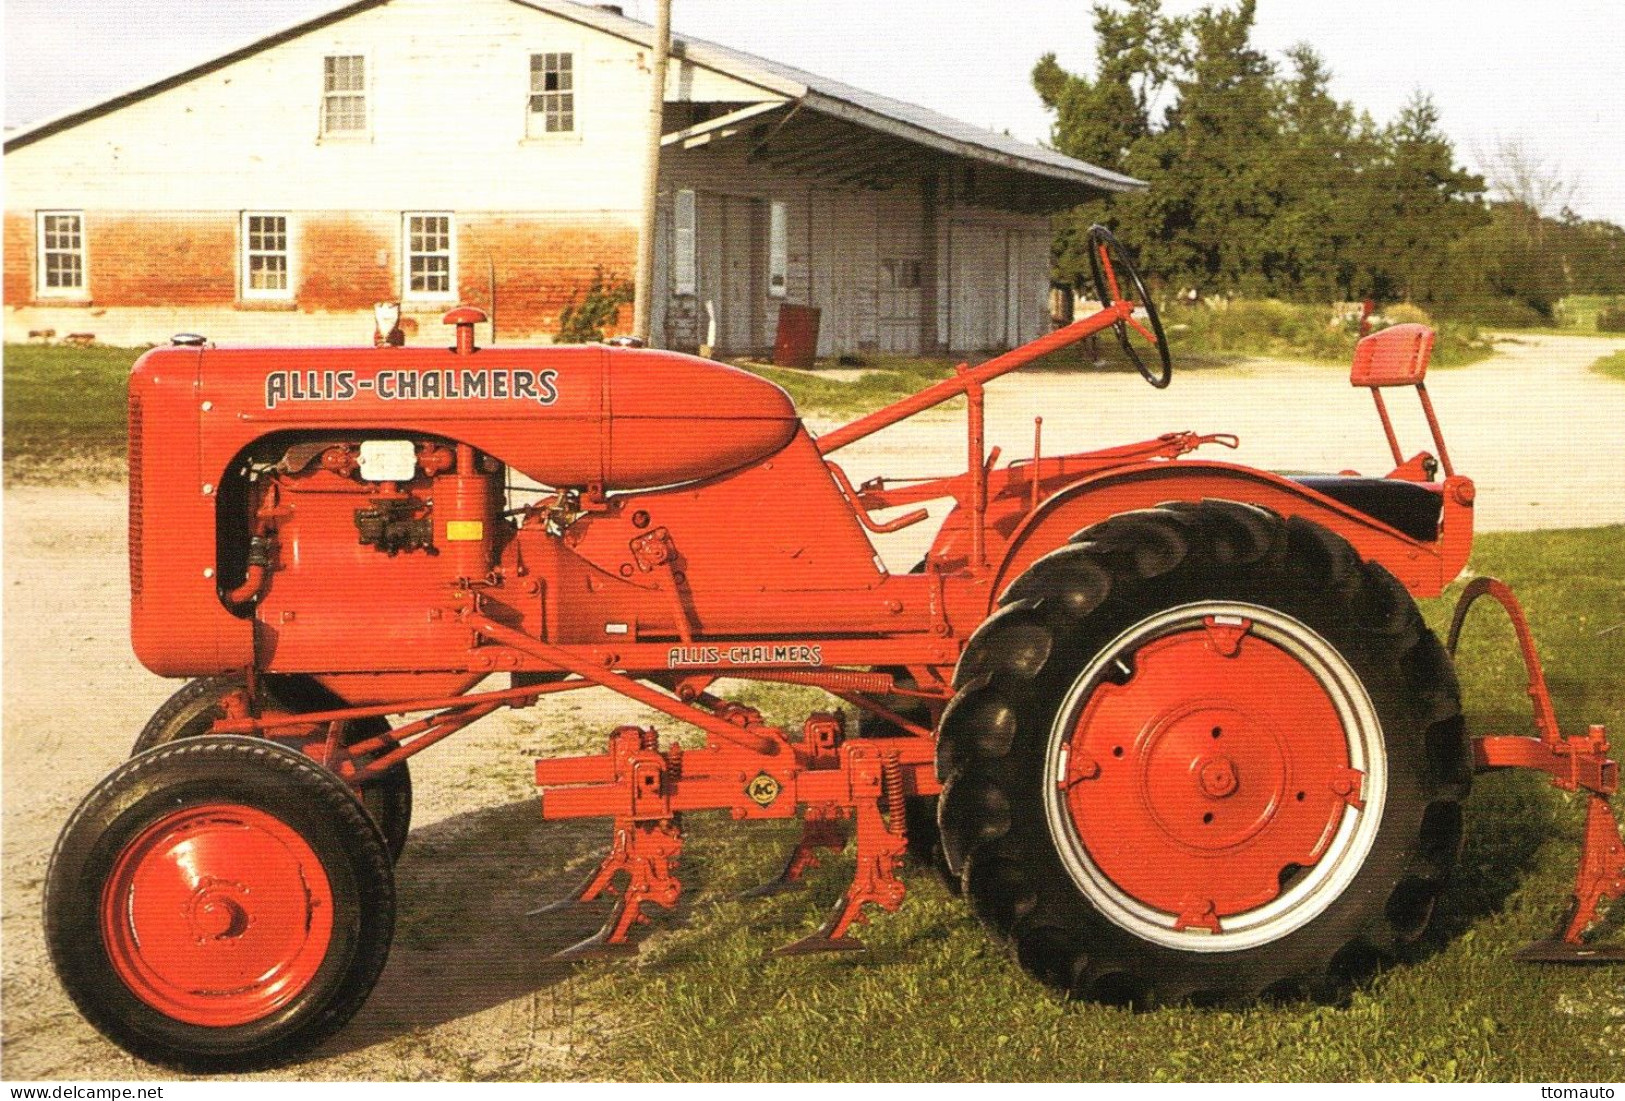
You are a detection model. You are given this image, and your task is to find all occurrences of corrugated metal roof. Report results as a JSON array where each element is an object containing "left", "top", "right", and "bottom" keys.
[
  {"left": 5, "top": 0, "right": 1145, "bottom": 194},
  {"left": 517, "top": 0, "right": 1144, "bottom": 192}
]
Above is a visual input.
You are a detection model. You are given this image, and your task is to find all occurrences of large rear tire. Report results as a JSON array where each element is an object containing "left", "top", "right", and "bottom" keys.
[
  {"left": 936, "top": 501, "right": 1471, "bottom": 1005},
  {"left": 135, "top": 673, "right": 412, "bottom": 861},
  {"left": 45, "top": 736, "right": 395, "bottom": 1072}
]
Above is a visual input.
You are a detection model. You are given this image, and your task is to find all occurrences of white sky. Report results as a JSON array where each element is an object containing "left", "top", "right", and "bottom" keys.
[{"left": 6, "top": 0, "right": 1623, "bottom": 225}]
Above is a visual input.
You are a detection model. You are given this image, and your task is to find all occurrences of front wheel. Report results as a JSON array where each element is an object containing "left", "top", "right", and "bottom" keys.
[
  {"left": 45, "top": 736, "right": 395, "bottom": 1072},
  {"left": 135, "top": 673, "right": 412, "bottom": 861},
  {"left": 936, "top": 501, "right": 1471, "bottom": 1005}
]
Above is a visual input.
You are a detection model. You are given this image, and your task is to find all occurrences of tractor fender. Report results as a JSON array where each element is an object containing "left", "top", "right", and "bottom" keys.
[{"left": 986, "top": 460, "right": 1461, "bottom": 610}]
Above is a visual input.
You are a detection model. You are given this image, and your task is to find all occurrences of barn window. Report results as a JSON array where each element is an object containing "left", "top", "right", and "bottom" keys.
[
  {"left": 37, "top": 211, "right": 86, "bottom": 296},
  {"left": 881, "top": 258, "right": 923, "bottom": 290},
  {"left": 403, "top": 213, "right": 455, "bottom": 300},
  {"left": 528, "top": 53, "right": 575, "bottom": 136},
  {"left": 241, "top": 214, "right": 292, "bottom": 300},
  {"left": 321, "top": 55, "right": 367, "bottom": 135},
  {"left": 768, "top": 200, "right": 788, "bottom": 298},
  {"left": 672, "top": 190, "right": 697, "bottom": 296}
]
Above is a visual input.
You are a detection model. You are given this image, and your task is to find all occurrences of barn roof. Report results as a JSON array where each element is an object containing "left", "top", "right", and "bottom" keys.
[{"left": 4, "top": 0, "right": 1144, "bottom": 196}]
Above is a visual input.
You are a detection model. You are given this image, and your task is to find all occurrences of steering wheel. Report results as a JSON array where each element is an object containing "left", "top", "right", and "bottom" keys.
[{"left": 1086, "top": 224, "right": 1172, "bottom": 389}]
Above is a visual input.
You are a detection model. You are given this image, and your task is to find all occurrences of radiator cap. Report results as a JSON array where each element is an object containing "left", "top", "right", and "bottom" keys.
[{"left": 171, "top": 333, "right": 207, "bottom": 347}]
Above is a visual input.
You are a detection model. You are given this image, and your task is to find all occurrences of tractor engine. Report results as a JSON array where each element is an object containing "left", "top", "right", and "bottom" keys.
[
  {"left": 126, "top": 311, "right": 803, "bottom": 696},
  {"left": 236, "top": 436, "right": 505, "bottom": 693}
]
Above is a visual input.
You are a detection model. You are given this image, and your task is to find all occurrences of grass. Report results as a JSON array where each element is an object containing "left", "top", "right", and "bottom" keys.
[
  {"left": 527, "top": 526, "right": 1624, "bottom": 1082},
  {"left": 3, "top": 302, "right": 1499, "bottom": 473},
  {"left": 732, "top": 302, "right": 1496, "bottom": 418},
  {"left": 3, "top": 342, "right": 141, "bottom": 483},
  {"left": 1554, "top": 294, "right": 1625, "bottom": 335},
  {"left": 1159, "top": 300, "right": 1494, "bottom": 368},
  {"left": 1477, "top": 295, "right": 1625, "bottom": 338},
  {"left": 1591, "top": 349, "right": 1625, "bottom": 382}
]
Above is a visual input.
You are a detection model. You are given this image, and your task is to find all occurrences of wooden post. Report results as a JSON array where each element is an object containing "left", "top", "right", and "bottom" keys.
[{"left": 632, "top": 0, "right": 671, "bottom": 344}]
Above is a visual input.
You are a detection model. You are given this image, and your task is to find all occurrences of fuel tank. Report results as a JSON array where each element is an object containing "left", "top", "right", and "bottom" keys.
[{"left": 188, "top": 343, "right": 799, "bottom": 491}]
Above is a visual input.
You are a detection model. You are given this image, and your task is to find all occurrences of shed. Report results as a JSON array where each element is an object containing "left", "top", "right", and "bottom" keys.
[{"left": 3, "top": 0, "right": 1143, "bottom": 354}]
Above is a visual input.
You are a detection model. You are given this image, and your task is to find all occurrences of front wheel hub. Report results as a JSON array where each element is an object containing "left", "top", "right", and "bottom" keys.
[
  {"left": 1046, "top": 603, "right": 1386, "bottom": 951},
  {"left": 102, "top": 804, "right": 334, "bottom": 1027}
]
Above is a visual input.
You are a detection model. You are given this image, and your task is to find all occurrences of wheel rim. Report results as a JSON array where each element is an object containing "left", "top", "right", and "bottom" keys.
[
  {"left": 102, "top": 804, "right": 334, "bottom": 1027},
  {"left": 1043, "top": 602, "right": 1386, "bottom": 952}
]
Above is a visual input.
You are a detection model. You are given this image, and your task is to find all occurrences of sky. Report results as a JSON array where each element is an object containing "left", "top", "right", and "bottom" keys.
[{"left": 5, "top": 0, "right": 1623, "bottom": 225}]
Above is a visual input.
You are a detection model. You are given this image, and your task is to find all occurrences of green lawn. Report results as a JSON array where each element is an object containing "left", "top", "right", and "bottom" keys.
[
  {"left": 527, "top": 526, "right": 1623, "bottom": 1082},
  {"left": 3, "top": 342, "right": 140, "bottom": 483},
  {"left": 1592, "top": 349, "right": 1625, "bottom": 382}
]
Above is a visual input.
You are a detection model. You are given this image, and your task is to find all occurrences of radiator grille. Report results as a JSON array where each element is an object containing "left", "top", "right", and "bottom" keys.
[{"left": 128, "top": 395, "right": 142, "bottom": 598}]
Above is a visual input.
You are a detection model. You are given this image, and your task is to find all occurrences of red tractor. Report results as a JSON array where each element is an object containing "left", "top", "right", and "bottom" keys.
[{"left": 45, "top": 228, "right": 1624, "bottom": 1071}]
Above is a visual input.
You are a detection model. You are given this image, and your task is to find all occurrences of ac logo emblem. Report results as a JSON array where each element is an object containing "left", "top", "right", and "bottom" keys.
[{"left": 746, "top": 772, "right": 782, "bottom": 808}]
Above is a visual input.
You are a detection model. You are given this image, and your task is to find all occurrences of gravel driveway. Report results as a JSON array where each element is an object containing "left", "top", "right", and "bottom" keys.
[{"left": 4, "top": 331, "right": 1622, "bottom": 1081}]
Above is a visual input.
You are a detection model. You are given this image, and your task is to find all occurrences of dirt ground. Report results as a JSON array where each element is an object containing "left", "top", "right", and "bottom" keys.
[{"left": 4, "top": 331, "right": 1623, "bottom": 1080}]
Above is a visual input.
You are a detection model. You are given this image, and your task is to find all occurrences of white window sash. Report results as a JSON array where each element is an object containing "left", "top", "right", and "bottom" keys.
[
  {"left": 36, "top": 210, "right": 87, "bottom": 297},
  {"left": 768, "top": 200, "right": 788, "bottom": 299},
  {"left": 527, "top": 51, "right": 576, "bottom": 137},
  {"left": 321, "top": 53, "right": 369, "bottom": 137},
  {"left": 402, "top": 212, "right": 457, "bottom": 302},
  {"left": 241, "top": 212, "right": 293, "bottom": 301},
  {"left": 673, "top": 190, "right": 696, "bottom": 296}
]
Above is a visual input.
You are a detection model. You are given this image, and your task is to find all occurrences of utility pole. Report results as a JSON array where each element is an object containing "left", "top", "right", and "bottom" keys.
[{"left": 632, "top": 0, "right": 671, "bottom": 344}]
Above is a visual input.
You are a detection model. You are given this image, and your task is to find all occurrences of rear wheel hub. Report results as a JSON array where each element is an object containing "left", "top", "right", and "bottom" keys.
[{"left": 1045, "top": 603, "right": 1385, "bottom": 951}]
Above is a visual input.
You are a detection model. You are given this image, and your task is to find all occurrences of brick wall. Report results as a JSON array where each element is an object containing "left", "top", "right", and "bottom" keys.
[
  {"left": 4, "top": 213, "right": 32, "bottom": 305},
  {"left": 91, "top": 213, "right": 237, "bottom": 306},
  {"left": 298, "top": 213, "right": 398, "bottom": 312},
  {"left": 457, "top": 215, "right": 638, "bottom": 336},
  {"left": 4, "top": 208, "right": 640, "bottom": 341}
]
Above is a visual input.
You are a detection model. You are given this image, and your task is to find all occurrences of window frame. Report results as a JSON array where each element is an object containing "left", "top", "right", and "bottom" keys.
[
  {"left": 526, "top": 51, "right": 576, "bottom": 138},
  {"left": 320, "top": 52, "right": 370, "bottom": 139},
  {"left": 401, "top": 212, "right": 457, "bottom": 303},
  {"left": 240, "top": 212, "right": 294, "bottom": 302},
  {"left": 36, "top": 210, "right": 88, "bottom": 299}
]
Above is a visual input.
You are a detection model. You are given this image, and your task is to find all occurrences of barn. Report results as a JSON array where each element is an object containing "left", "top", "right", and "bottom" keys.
[{"left": 3, "top": 0, "right": 1142, "bottom": 355}]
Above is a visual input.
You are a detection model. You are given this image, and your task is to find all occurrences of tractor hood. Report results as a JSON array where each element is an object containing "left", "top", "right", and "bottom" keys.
[{"left": 160, "top": 343, "right": 800, "bottom": 491}]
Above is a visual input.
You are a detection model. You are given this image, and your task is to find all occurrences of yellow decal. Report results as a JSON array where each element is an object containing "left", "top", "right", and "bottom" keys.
[
  {"left": 746, "top": 772, "right": 782, "bottom": 808},
  {"left": 446, "top": 520, "right": 484, "bottom": 542}
]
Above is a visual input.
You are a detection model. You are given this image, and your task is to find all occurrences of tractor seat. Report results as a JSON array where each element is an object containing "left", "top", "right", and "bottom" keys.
[{"left": 1288, "top": 475, "right": 1442, "bottom": 543}]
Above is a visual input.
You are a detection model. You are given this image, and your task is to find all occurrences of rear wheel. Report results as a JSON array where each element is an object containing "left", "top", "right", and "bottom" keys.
[
  {"left": 135, "top": 673, "right": 412, "bottom": 861},
  {"left": 45, "top": 736, "right": 394, "bottom": 1072},
  {"left": 936, "top": 502, "right": 1470, "bottom": 1004}
]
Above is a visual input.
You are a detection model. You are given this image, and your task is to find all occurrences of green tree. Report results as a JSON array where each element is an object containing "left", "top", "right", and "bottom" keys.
[
  {"left": 1035, "top": 1, "right": 1492, "bottom": 311},
  {"left": 1352, "top": 93, "right": 1488, "bottom": 305},
  {"left": 1033, "top": 0, "right": 1177, "bottom": 287}
]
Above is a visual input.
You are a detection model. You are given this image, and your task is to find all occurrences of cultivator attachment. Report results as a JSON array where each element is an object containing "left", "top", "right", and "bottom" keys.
[
  {"left": 532, "top": 706, "right": 931, "bottom": 959},
  {"left": 1450, "top": 576, "right": 1625, "bottom": 963}
]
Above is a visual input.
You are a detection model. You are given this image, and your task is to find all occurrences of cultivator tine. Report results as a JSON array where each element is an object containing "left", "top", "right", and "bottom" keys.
[
  {"left": 1452, "top": 577, "right": 1625, "bottom": 964},
  {"left": 538, "top": 819, "right": 685, "bottom": 961},
  {"left": 732, "top": 814, "right": 847, "bottom": 900},
  {"left": 772, "top": 907, "right": 873, "bottom": 956},
  {"left": 771, "top": 749, "right": 908, "bottom": 957},
  {"left": 526, "top": 862, "right": 614, "bottom": 916},
  {"left": 1514, "top": 794, "right": 1625, "bottom": 964}
]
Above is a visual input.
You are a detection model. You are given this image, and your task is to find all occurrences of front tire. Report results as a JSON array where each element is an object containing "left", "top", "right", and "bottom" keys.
[
  {"left": 937, "top": 501, "right": 1471, "bottom": 1005},
  {"left": 135, "top": 673, "right": 413, "bottom": 861},
  {"left": 45, "top": 737, "right": 395, "bottom": 1072}
]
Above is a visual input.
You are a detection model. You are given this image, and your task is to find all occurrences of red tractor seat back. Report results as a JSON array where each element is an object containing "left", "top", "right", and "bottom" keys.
[{"left": 1350, "top": 322, "right": 1434, "bottom": 388}]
